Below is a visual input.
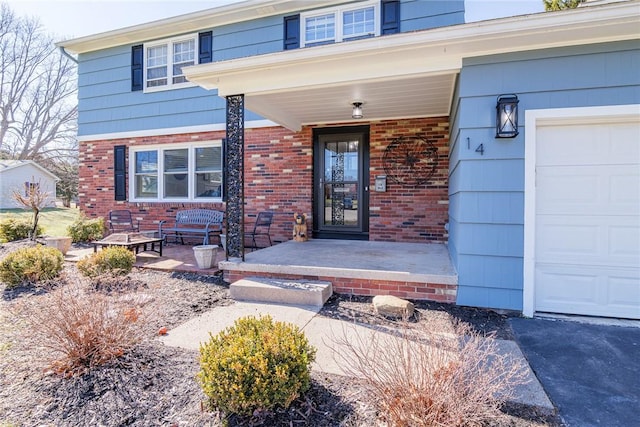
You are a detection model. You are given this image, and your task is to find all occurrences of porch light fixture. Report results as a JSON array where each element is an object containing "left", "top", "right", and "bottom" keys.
[
  {"left": 496, "top": 94, "right": 519, "bottom": 138},
  {"left": 352, "top": 102, "right": 364, "bottom": 119}
]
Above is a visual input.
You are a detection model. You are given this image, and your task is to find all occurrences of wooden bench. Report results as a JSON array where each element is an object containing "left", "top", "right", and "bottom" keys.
[{"left": 159, "top": 209, "right": 223, "bottom": 246}]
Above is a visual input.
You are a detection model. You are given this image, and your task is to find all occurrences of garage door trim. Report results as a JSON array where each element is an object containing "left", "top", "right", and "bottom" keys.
[{"left": 523, "top": 104, "right": 640, "bottom": 317}]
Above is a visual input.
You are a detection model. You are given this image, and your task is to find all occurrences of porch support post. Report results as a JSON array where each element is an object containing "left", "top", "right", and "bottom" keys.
[{"left": 225, "top": 94, "right": 245, "bottom": 261}]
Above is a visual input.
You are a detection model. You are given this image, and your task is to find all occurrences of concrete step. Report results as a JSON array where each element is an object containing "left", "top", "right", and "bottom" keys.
[{"left": 230, "top": 277, "right": 333, "bottom": 307}]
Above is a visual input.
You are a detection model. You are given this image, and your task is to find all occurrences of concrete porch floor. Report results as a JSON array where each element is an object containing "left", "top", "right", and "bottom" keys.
[{"left": 223, "top": 240, "right": 456, "bottom": 283}]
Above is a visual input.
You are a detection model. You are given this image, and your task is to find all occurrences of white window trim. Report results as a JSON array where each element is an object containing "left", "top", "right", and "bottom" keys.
[
  {"left": 300, "top": 0, "right": 379, "bottom": 48},
  {"left": 128, "top": 140, "right": 223, "bottom": 203},
  {"left": 143, "top": 33, "right": 199, "bottom": 93}
]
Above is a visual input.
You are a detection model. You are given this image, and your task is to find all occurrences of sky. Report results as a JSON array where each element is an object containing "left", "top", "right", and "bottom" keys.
[{"left": 5, "top": 0, "right": 545, "bottom": 42}]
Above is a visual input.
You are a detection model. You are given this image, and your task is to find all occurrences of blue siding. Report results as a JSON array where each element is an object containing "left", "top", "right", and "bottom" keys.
[
  {"left": 450, "top": 40, "right": 640, "bottom": 310},
  {"left": 77, "top": 2, "right": 466, "bottom": 137},
  {"left": 212, "top": 16, "right": 283, "bottom": 61},
  {"left": 401, "top": 0, "right": 464, "bottom": 31}
]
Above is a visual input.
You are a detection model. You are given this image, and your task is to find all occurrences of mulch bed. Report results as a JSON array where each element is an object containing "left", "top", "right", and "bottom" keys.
[{"left": 0, "top": 239, "right": 562, "bottom": 426}]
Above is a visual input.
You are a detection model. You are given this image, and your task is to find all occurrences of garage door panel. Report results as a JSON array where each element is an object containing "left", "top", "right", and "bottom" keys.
[
  {"left": 537, "top": 165, "right": 638, "bottom": 215},
  {"left": 536, "top": 216, "right": 639, "bottom": 266},
  {"left": 536, "top": 222, "right": 598, "bottom": 261},
  {"left": 537, "top": 170, "right": 599, "bottom": 210},
  {"left": 609, "top": 170, "right": 640, "bottom": 209},
  {"left": 609, "top": 225, "right": 640, "bottom": 260},
  {"left": 536, "top": 122, "right": 640, "bottom": 166},
  {"left": 607, "top": 275, "right": 640, "bottom": 311},
  {"left": 536, "top": 265, "right": 640, "bottom": 318},
  {"left": 533, "top": 116, "right": 640, "bottom": 319},
  {"left": 535, "top": 266, "right": 599, "bottom": 309}
]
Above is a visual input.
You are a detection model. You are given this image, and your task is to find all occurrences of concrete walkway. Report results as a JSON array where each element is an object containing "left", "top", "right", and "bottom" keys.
[{"left": 160, "top": 301, "right": 553, "bottom": 412}]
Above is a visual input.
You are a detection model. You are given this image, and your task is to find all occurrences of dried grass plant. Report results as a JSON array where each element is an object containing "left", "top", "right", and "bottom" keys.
[
  {"left": 19, "top": 281, "right": 148, "bottom": 376},
  {"left": 331, "top": 319, "right": 528, "bottom": 426}
]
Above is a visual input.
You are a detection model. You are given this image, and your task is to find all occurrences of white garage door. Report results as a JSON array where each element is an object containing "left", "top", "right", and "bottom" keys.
[{"left": 534, "top": 116, "right": 640, "bottom": 319}]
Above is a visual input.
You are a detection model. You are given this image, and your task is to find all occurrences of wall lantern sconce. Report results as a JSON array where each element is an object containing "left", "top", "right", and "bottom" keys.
[
  {"left": 352, "top": 101, "right": 364, "bottom": 119},
  {"left": 496, "top": 94, "right": 519, "bottom": 138}
]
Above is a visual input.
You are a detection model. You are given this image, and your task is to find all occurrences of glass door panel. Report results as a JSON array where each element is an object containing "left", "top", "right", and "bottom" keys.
[{"left": 320, "top": 136, "right": 360, "bottom": 229}]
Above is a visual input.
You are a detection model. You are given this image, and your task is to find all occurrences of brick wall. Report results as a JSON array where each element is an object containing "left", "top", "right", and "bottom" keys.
[
  {"left": 368, "top": 118, "right": 449, "bottom": 242},
  {"left": 78, "top": 117, "right": 449, "bottom": 243},
  {"left": 78, "top": 130, "right": 228, "bottom": 232},
  {"left": 225, "top": 270, "right": 457, "bottom": 302}
]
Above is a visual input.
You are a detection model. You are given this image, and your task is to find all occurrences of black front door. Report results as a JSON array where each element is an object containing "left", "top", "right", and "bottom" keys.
[{"left": 313, "top": 126, "right": 369, "bottom": 240}]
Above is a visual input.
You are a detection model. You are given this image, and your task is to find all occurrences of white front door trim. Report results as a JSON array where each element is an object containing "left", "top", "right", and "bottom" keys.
[{"left": 523, "top": 104, "right": 640, "bottom": 317}]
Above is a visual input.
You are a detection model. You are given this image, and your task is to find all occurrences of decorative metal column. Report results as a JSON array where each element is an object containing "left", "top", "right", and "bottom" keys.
[{"left": 225, "top": 94, "right": 245, "bottom": 260}]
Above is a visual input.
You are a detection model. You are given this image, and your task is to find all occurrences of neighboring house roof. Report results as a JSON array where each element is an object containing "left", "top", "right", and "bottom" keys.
[
  {"left": 0, "top": 160, "right": 60, "bottom": 181},
  {"left": 56, "top": 0, "right": 346, "bottom": 54},
  {"left": 182, "top": 0, "right": 639, "bottom": 131}
]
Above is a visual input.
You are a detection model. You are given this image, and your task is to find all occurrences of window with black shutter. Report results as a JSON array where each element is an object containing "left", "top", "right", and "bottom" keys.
[{"left": 131, "top": 31, "right": 213, "bottom": 92}]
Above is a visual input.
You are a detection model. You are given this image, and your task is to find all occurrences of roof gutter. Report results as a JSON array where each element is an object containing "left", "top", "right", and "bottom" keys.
[{"left": 58, "top": 46, "right": 78, "bottom": 64}]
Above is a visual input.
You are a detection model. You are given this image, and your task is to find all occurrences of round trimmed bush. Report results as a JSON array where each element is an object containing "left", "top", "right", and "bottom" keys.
[
  {"left": 0, "top": 217, "right": 43, "bottom": 242},
  {"left": 67, "top": 216, "right": 104, "bottom": 243},
  {"left": 0, "top": 245, "right": 64, "bottom": 286},
  {"left": 198, "top": 315, "right": 316, "bottom": 417},
  {"left": 77, "top": 246, "right": 136, "bottom": 278}
]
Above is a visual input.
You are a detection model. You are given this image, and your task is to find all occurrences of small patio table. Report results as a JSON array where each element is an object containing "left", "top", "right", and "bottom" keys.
[{"left": 92, "top": 232, "right": 163, "bottom": 256}]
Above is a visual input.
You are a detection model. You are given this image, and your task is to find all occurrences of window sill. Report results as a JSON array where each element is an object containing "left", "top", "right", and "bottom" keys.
[
  {"left": 143, "top": 82, "right": 197, "bottom": 94},
  {"left": 129, "top": 198, "right": 223, "bottom": 203}
]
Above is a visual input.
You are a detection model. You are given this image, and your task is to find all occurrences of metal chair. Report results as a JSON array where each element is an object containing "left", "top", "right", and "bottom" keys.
[
  {"left": 108, "top": 210, "right": 140, "bottom": 234},
  {"left": 245, "top": 211, "right": 273, "bottom": 250}
]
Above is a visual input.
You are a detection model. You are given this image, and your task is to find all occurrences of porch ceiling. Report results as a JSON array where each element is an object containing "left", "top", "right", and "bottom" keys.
[{"left": 245, "top": 73, "right": 457, "bottom": 131}]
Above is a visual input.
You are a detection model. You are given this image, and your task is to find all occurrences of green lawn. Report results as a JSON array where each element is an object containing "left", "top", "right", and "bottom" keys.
[{"left": 0, "top": 207, "right": 80, "bottom": 237}]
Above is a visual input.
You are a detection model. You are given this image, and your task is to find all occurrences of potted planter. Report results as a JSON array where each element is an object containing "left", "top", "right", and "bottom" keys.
[
  {"left": 44, "top": 236, "right": 73, "bottom": 255},
  {"left": 193, "top": 244, "right": 218, "bottom": 269}
]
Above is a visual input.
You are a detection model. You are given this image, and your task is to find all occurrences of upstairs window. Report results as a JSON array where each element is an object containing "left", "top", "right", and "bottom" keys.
[
  {"left": 301, "top": 1, "right": 379, "bottom": 47},
  {"left": 132, "top": 32, "right": 211, "bottom": 92},
  {"left": 305, "top": 14, "right": 335, "bottom": 45},
  {"left": 144, "top": 35, "right": 197, "bottom": 92}
]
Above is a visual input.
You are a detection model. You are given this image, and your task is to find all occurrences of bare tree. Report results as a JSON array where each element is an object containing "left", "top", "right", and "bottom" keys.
[
  {"left": 0, "top": 3, "right": 77, "bottom": 162},
  {"left": 11, "top": 176, "right": 52, "bottom": 239}
]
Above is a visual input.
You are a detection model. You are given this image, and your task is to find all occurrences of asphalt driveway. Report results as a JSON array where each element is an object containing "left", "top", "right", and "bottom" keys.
[{"left": 510, "top": 317, "right": 640, "bottom": 427}]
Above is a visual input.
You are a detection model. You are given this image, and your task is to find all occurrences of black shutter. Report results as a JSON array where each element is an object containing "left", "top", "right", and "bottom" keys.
[
  {"left": 283, "top": 15, "right": 300, "bottom": 50},
  {"left": 381, "top": 0, "right": 400, "bottom": 35},
  {"left": 199, "top": 31, "right": 213, "bottom": 64},
  {"left": 131, "top": 45, "right": 143, "bottom": 91},
  {"left": 114, "top": 145, "right": 127, "bottom": 201}
]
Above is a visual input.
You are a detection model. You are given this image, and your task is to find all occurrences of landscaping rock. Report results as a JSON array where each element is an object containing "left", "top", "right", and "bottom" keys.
[{"left": 372, "top": 295, "right": 414, "bottom": 319}]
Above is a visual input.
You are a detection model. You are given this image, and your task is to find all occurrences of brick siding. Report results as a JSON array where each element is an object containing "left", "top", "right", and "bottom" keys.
[{"left": 78, "top": 117, "right": 449, "bottom": 244}]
